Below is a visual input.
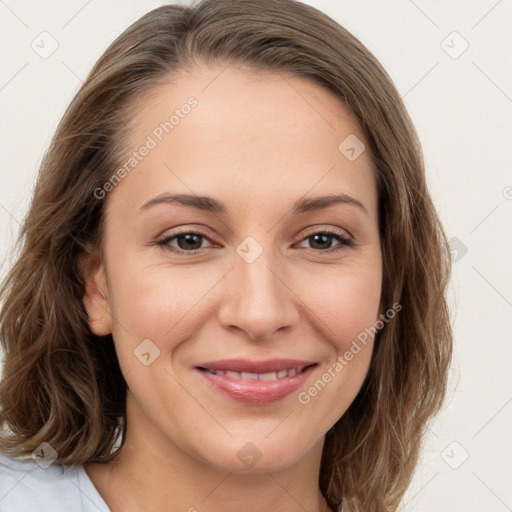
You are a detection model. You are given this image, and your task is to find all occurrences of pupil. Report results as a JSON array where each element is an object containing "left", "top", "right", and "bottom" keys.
[
  {"left": 310, "top": 234, "right": 330, "bottom": 250},
  {"left": 178, "top": 234, "right": 202, "bottom": 250}
]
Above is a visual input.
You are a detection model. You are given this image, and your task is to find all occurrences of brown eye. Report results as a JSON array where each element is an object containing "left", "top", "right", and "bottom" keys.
[
  {"left": 297, "top": 230, "right": 353, "bottom": 252},
  {"left": 157, "top": 231, "right": 214, "bottom": 253}
]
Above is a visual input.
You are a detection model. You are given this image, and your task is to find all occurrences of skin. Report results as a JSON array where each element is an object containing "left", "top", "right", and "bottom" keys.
[{"left": 81, "top": 63, "right": 383, "bottom": 512}]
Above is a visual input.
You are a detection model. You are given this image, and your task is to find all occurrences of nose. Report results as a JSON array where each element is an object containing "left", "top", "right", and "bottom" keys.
[{"left": 217, "top": 246, "right": 301, "bottom": 342}]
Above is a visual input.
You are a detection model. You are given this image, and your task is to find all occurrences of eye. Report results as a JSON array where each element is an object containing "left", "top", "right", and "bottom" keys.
[
  {"left": 156, "top": 230, "right": 215, "bottom": 253},
  {"left": 156, "top": 228, "right": 353, "bottom": 255},
  {"left": 296, "top": 229, "right": 353, "bottom": 253}
]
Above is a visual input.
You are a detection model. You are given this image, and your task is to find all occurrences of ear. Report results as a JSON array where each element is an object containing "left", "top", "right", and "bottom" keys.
[{"left": 79, "top": 248, "right": 112, "bottom": 336}]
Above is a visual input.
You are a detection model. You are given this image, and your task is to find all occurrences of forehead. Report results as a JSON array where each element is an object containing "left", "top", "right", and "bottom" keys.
[
  {"left": 107, "top": 63, "right": 377, "bottom": 218},
  {"left": 129, "top": 63, "right": 366, "bottom": 147}
]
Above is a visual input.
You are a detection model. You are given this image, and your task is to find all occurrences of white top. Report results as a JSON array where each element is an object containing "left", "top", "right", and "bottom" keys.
[{"left": 0, "top": 454, "right": 110, "bottom": 511}]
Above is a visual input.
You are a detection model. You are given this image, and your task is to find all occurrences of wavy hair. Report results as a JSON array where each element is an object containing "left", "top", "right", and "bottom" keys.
[{"left": 0, "top": 1, "right": 453, "bottom": 510}]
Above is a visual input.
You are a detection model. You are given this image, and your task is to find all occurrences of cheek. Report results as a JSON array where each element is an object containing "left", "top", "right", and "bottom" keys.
[
  {"left": 289, "top": 267, "right": 381, "bottom": 439},
  {"left": 106, "top": 252, "right": 221, "bottom": 351},
  {"left": 299, "top": 261, "right": 382, "bottom": 342}
]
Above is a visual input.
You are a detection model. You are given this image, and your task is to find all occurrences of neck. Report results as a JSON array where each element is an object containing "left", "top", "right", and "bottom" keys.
[{"left": 85, "top": 391, "right": 332, "bottom": 512}]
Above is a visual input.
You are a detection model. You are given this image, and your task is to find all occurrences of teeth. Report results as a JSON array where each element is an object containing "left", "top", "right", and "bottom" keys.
[
  {"left": 241, "top": 372, "right": 258, "bottom": 381},
  {"left": 258, "top": 371, "right": 278, "bottom": 381},
  {"left": 206, "top": 368, "right": 301, "bottom": 380}
]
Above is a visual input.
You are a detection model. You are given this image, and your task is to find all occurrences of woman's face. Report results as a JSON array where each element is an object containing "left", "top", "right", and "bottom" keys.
[{"left": 83, "top": 64, "right": 383, "bottom": 472}]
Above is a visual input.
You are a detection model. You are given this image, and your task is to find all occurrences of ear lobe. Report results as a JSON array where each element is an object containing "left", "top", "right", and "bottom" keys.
[{"left": 79, "top": 250, "right": 112, "bottom": 336}]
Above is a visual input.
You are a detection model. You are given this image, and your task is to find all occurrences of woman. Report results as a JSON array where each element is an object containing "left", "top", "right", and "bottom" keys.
[{"left": 0, "top": 0, "right": 453, "bottom": 510}]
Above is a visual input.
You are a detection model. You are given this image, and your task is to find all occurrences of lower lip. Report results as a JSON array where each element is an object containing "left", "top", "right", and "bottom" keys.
[{"left": 195, "top": 365, "right": 317, "bottom": 405}]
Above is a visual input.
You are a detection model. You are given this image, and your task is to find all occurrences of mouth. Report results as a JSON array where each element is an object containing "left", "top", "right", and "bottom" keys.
[
  {"left": 194, "top": 359, "right": 318, "bottom": 404},
  {"left": 201, "top": 367, "right": 305, "bottom": 380}
]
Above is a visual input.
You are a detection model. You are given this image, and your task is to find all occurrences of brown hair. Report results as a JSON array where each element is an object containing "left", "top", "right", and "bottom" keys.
[{"left": 0, "top": 1, "right": 453, "bottom": 510}]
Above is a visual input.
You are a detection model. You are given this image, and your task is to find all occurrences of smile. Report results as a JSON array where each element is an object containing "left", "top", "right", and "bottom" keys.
[
  {"left": 203, "top": 368, "right": 300, "bottom": 380},
  {"left": 194, "top": 359, "right": 318, "bottom": 404}
]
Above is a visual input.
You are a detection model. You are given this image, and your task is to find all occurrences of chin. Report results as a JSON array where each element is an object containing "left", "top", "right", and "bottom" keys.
[{"left": 192, "top": 432, "right": 317, "bottom": 474}]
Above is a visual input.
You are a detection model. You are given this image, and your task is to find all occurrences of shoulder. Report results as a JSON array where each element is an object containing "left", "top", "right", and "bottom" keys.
[{"left": 0, "top": 453, "right": 110, "bottom": 512}]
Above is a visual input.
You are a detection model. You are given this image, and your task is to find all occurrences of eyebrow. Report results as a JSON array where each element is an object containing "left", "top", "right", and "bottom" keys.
[{"left": 139, "top": 192, "right": 368, "bottom": 215}]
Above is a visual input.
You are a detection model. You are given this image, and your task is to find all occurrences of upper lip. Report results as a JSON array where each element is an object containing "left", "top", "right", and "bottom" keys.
[{"left": 196, "top": 358, "right": 317, "bottom": 374}]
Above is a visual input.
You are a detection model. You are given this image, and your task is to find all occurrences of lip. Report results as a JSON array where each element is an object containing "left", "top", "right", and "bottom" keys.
[{"left": 194, "top": 358, "right": 317, "bottom": 405}]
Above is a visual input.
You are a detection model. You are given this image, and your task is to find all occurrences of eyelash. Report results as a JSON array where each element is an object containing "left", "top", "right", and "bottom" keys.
[{"left": 156, "top": 228, "right": 354, "bottom": 255}]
